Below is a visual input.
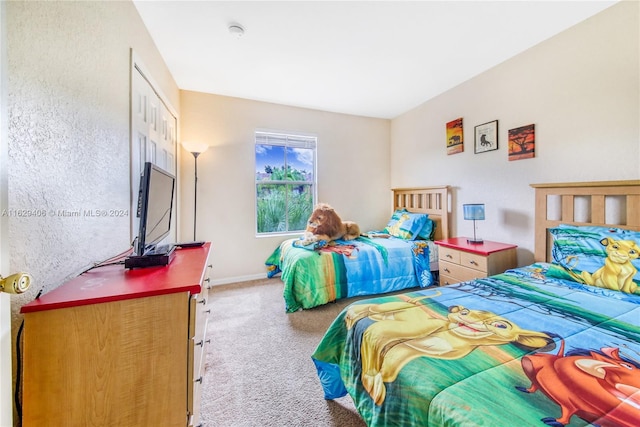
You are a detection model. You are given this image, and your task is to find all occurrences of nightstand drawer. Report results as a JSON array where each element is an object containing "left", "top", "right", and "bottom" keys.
[
  {"left": 459, "top": 251, "right": 488, "bottom": 272},
  {"left": 439, "top": 260, "right": 485, "bottom": 282},
  {"left": 439, "top": 246, "right": 461, "bottom": 264},
  {"left": 439, "top": 273, "right": 458, "bottom": 287}
]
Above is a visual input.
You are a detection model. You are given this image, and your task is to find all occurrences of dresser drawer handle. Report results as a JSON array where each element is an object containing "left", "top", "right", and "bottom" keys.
[
  {"left": 446, "top": 254, "right": 453, "bottom": 259},
  {"left": 198, "top": 299, "right": 207, "bottom": 305},
  {"left": 204, "top": 309, "right": 211, "bottom": 314},
  {"left": 204, "top": 278, "right": 211, "bottom": 283},
  {"left": 195, "top": 338, "right": 211, "bottom": 348},
  {"left": 469, "top": 260, "right": 478, "bottom": 266},
  {"left": 443, "top": 268, "right": 450, "bottom": 273},
  {"left": 195, "top": 376, "right": 203, "bottom": 384}
]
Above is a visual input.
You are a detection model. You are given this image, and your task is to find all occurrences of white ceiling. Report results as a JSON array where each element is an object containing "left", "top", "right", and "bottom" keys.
[{"left": 133, "top": 1, "right": 617, "bottom": 119}]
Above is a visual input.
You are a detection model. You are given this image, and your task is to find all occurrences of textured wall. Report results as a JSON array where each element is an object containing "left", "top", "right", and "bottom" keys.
[
  {"left": 7, "top": 0, "right": 178, "bottom": 303},
  {"left": 8, "top": 2, "right": 131, "bottom": 292},
  {"left": 6, "top": 1, "right": 179, "bottom": 416}
]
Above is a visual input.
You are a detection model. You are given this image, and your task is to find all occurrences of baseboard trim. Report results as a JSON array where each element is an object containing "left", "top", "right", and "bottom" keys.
[{"left": 207, "top": 273, "right": 269, "bottom": 287}]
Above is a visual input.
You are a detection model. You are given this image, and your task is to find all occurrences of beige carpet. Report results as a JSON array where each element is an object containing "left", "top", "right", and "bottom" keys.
[{"left": 199, "top": 278, "right": 367, "bottom": 427}]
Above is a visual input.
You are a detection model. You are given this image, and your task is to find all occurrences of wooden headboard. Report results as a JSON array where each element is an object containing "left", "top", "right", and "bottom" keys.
[
  {"left": 531, "top": 180, "right": 640, "bottom": 262},
  {"left": 392, "top": 186, "right": 450, "bottom": 240}
]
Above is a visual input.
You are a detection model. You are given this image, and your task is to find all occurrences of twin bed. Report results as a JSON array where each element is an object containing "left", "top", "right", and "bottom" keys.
[
  {"left": 312, "top": 180, "right": 640, "bottom": 427},
  {"left": 266, "top": 186, "right": 450, "bottom": 312}
]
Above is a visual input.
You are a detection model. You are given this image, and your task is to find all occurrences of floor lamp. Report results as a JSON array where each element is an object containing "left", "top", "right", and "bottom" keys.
[{"left": 181, "top": 141, "right": 209, "bottom": 241}]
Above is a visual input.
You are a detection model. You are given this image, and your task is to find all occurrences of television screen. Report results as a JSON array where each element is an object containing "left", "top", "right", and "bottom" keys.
[{"left": 135, "top": 162, "right": 176, "bottom": 256}]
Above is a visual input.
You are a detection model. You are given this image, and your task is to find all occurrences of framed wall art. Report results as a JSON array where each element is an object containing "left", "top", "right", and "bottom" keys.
[
  {"left": 446, "top": 117, "right": 463, "bottom": 155},
  {"left": 508, "top": 124, "right": 535, "bottom": 161},
  {"left": 474, "top": 120, "right": 498, "bottom": 153}
]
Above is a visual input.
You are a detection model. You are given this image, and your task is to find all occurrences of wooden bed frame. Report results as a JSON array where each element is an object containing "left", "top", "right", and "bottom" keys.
[
  {"left": 392, "top": 186, "right": 450, "bottom": 241},
  {"left": 531, "top": 180, "right": 640, "bottom": 262},
  {"left": 390, "top": 181, "right": 639, "bottom": 262}
]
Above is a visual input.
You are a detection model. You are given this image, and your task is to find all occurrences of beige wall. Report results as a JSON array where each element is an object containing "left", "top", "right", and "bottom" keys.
[
  {"left": 179, "top": 91, "right": 390, "bottom": 283},
  {"left": 391, "top": 1, "right": 639, "bottom": 266},
  {"left": 6, "top": 0, "right": 179, "bottom": 419},
  {"left": 4, "top": 1, "right": 635, "bottom": 288}
]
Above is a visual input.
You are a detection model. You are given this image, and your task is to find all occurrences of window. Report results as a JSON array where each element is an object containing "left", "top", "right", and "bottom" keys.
[{"left": 255, "top": 131, "right": 316, "bottom": 234}]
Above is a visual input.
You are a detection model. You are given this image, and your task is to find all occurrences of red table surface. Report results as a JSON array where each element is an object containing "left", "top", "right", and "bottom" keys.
[
  {"left": 435, "top": 237, "right": 517, "bottom": 256},
  {"left": 21, "top": 243, "right": 211, "bottom": 313}
]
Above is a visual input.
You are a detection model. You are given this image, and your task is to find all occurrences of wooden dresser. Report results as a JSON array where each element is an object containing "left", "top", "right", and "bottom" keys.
[
  {"left": 435, "top": 238, "right": 517, "bottom": 286},
  {"left": 20, "top": 243, "right": 212, "bottom": 427}
]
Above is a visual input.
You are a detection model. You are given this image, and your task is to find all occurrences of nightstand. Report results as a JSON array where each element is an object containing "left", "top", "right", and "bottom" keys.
[{"left": 435, "top": 237, "right": 517, "bottom": 286}]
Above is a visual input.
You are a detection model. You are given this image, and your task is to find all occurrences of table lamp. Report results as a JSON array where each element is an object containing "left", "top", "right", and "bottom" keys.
[{"left": 463, "top": 203, "right": 485, "bottom": 244}]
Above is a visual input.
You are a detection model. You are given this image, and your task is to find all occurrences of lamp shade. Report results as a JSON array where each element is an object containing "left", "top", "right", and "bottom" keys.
[
  {"left": 181, "top": 141, "right": 209, "bottom": 154},
  {"left": 463, "top": 204, "right": 485, "bottom": 221}
]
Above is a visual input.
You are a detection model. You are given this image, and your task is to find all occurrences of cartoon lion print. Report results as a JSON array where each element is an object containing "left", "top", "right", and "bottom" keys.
[{"left": 346, "top": 296, "right": 554, "bottom": 405}]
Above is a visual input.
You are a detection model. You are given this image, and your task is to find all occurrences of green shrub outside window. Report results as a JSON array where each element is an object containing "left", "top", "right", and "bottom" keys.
[{"left": 255, "top": 131, "right": 316, "bottom": 234}]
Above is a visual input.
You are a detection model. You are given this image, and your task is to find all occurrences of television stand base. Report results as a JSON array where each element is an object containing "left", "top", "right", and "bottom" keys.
[{"left": 125, "top": 247, "right": 176, "bottom": 269}]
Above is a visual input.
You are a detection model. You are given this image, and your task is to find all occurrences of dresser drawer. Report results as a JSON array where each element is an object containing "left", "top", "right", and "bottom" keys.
[
  {"left": 459, "top": 251, "right": 488, "bottom": 272},
  {"left": 188, "top": 317, "right": 207, "bottom": 427},
  {"left": 439, "top": 246, "right": 461, "bottom": 264},
  {"left": 439, "top": 260, "right": 486, "bottom": 283},
  {"left": 439, "top": 273, "right": 459, "bottom": 287},
  {"left": 188, "top": 260, "right": 213, "bottom": 427},
  {"left": 188, "top": 292, "right": 210, "bottom": 425},
  {"left": 190, "top": 316, "right": 209, "bottom": 385}
]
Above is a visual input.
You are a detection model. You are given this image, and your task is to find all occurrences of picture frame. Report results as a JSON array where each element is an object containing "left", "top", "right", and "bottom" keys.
[
  {"left": 446, "top": 117, "right": 463, "bottom": 155},
  {"left": 508, "top": 124, "right": 535, "bottom": 161},
  {"left": 474, "top": 120, "right": 498, "bottom": 153}
]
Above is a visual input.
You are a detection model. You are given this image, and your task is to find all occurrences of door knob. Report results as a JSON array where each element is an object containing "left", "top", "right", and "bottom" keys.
[{"left": 0, "top": 272, "right": 31, "bottom": 294}]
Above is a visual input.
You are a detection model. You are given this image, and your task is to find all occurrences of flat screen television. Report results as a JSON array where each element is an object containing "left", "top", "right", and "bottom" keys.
[{"left": 134, "top": 162, "right": 176, "bottom": 256}]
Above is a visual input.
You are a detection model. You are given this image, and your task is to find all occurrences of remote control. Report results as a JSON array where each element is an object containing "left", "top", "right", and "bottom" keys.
[{"left": 174, "top": 241, "right": 205, "bottom": 248}]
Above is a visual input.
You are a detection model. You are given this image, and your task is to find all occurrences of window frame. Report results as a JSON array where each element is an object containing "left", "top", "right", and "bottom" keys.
[{"left": 254, "top": 130, "right": 317, "bottom": 236}]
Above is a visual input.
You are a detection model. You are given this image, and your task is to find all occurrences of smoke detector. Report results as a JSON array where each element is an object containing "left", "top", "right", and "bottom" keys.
[{"left": 228, "top": 23, "right": 245, "bottom": 38}]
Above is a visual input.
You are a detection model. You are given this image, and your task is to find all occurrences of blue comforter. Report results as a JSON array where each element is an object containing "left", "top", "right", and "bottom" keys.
[{"left": 266, "top": 236, "right": 435, "bottom": 312}]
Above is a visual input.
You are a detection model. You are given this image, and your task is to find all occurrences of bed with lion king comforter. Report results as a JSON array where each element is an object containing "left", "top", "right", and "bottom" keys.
[
  {"left": 312, "top": 262, "right": 640, "bottom": 427},
  {"left": 266, "top": 236, "right": 437, "bottom": 313}
]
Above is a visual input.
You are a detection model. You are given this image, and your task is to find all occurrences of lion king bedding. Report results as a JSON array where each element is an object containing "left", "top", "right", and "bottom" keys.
[
  {"left": 266, "top": 236, "right": 437, "bottom": 313},
  {"left": 311, "top": 262, "right": 640, "bottom": 427}
]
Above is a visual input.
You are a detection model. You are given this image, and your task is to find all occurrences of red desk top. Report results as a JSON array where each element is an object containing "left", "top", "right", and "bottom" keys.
[
  {"left": 435, "top": 237, "right": 517, "bottom": 256},
  {"left": 21, "top": 243, "right": 211, "bottom": 314}
]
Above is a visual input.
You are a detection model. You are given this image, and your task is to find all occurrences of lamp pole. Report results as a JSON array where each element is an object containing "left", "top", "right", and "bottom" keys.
[
  {"left": 181, "top": 141, "right": 209, "bottom": 242},
  {"left": 472, "top": 218, "right": 478, "bottom": 243},
  {"left": 191, "top": 151, "right": 201, "bottom": 241}
]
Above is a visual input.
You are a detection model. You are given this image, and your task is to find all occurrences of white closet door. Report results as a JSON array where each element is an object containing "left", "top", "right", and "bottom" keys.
[
  {"left": 130, "top": 67, "right": 151, "bottom": 238},
  {"left": 130, "top": 54, "right": 178, "bottom": 243},
  {"left": 158, "top": 102, "right": 177, "bottom": 175}
]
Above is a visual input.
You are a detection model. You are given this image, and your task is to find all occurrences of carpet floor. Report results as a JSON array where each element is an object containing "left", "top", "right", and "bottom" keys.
[{"left": 199, "top": 278, "right": 367, "bottom": 427}]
